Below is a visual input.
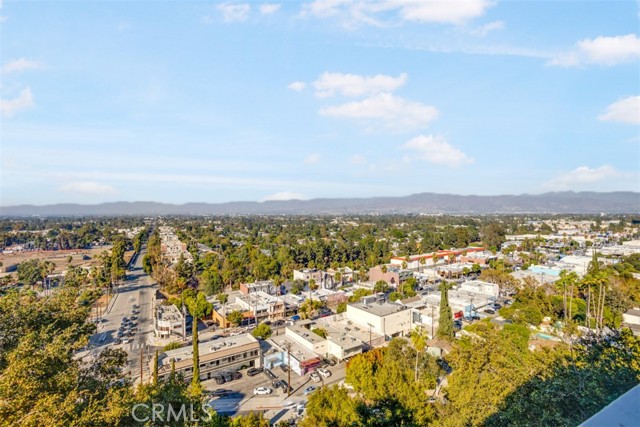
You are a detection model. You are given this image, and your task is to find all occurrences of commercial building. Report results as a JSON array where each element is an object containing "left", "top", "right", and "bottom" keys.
[
  {"left": 346, "top": 296, "right": 412, "bottom": 337},
  {"left": 154, "top": 304, "right": 185, "bottom": 339},
  {"left": 155, "top": 334, "right": 261, "bottom": 382}
]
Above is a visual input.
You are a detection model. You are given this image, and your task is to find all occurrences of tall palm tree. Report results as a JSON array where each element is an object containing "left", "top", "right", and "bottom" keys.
[{"left": 410, "top": 327, "right": 428, "bottom": 382}]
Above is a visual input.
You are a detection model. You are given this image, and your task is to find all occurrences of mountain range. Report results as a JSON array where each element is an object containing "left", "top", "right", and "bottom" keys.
[{"left": 1, "top": 192, "right": 639, "bottom": 216}]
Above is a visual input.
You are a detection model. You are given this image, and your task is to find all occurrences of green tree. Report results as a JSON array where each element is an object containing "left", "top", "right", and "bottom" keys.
[
  {"left": 437, "top": 281, "right": 454, "bottom": 340},
  {"left": 374, "top": 280, "right": 389, "bottom": 293},
  {"left": 184, "top": 291, "right": 213, "bottom": 395},
  {"left": 227, "top": 310, "right": 244, "bottom": 327},
  {"left": 252, "top": 324, "right": 272, "bottom": 340},
  {"left": 300, "top": 386, "right": 363, "bottom": 427},
  {"left": 410, "top": 327, "right": 428, "bottom": 381},
  {"left": 311, "top": 327, "right": 327, "bottom": 339},
  {"left": 217, "top": 292, "right": 229, "bottom": 305}
]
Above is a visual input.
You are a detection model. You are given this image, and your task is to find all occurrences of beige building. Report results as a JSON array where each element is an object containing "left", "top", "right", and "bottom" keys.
[{"left": 155, "top": 334, "right": 261, "bottom": 382}]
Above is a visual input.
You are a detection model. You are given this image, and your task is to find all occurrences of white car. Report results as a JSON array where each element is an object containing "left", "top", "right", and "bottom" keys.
[
  {"left": 253, "top": 387, "right": 272, "bottom": 395},
  {"left": 317, "top": 368, "right": 331, "bottom": 378},
  {"left": 310, "top": 372, "right": 321, "bottom": 383}
]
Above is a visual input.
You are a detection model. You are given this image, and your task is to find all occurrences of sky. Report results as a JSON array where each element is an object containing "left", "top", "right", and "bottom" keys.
[{"left": 1, "top": 0, "right": 639, "bottom": 206}]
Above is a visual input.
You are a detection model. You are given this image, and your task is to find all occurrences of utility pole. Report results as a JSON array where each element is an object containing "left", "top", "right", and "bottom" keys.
[
  {"left": 430, "top": 305, "right": 434, "bottom": 338},
  {"left": 140, "top": 345, "right": 144, "bottom": 385},
  {"left": 283, "top": 342, "right": 292, "bottom": 397}
]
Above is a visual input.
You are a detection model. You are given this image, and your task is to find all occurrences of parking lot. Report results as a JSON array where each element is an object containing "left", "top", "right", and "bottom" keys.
[{"left": 203, "top": 361, "right": 346, "bottom": 423}]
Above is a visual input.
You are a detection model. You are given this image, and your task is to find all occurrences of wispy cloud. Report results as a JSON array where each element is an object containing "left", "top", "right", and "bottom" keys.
[
  {"left": 543, "top": 165, "right": 638, "bottom": 191},
  {"left": 350, "top": 154, "right": 367, "bottom": 165},
  {"left": 263, "top": 191, "right": 307, "bottom": 201},
  {"left": 548, "top": 34, "right": 640, "bottom": 67},
  {"left": 301, "top": 0, "right": 495, "bottom": 27},
  {"left": 469, "top": 20, "right": 504, "bottom": 37},
  {"left": 402, "top": 135, "right": 474, "bottom": 167},
  {"left": 304, "top": 153, "right": 321, "bottom": 164},
  {"left": 1, "top": 58, "right": 43, "bottom": 74},
  {"left": 57, "top": 181, "right": 118, "bottom": 195},
  {"left": 260, "top": 3, "right": 281, "bottom": 15},
  {"left": 217, "top": 3, "right": 251, "bottom": 23},
  {"left": 598, "top": 96, "right": 640, "bottom": 125},
  {"left": 320, "top": 93, "right": 438, "bottom": 130},
  {"left": 1, "top": 87, "right": 34, "bottom": 118},
  {"left": 313, "top": 72, "right": 407, "bottom": 98},
  {"left": 287, "top": 81, "right": 306, "bottom": 91}
]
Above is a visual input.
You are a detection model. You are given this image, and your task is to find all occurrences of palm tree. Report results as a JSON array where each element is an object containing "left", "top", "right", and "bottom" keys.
[{"left": 410, "top": 327, "right": 428, "bottom": 382}]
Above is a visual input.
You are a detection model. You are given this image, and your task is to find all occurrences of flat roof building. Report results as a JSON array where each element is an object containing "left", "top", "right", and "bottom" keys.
[{"left": 154, "top": 334, "right": 261, "bottom": 383}]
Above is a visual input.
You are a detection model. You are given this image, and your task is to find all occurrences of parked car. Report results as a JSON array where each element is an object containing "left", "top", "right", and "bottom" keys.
[
  {"left": 223, "top": 372, "right": 233, "bottom": 382},
  {"left": 483, "top": 308, "right": 495, "bottom": 314},
  {"left": 253, "top": 387, "right": 272, "bottom": 395},
  {"left": 323, "top": 357, "right": 337, "bottom": 367},
  {"left": 280, "top": 380, "right": 293, "bottom": 393},
  {"left": 310, "top": 372, "right": 321, "bottom": 383},
  {"left": 211, "top": 389, "right": 232, "bottom": 397},
  {"left": 232, "top": 371, "right": 242, "bottom": 380},
  {"left": 213, "top": 375, "right": 226, "bottom": 385},
  {"left": 317, "top": 368, "right": 331, "bottom": 378},
  {"left": 247, "top": 367, "right": 263, "bottom": 377},
  {"left": 279, "top": 364, "right": 289, "bottom": 373},
  {"left": 303, "top": 386, "right": 316, "bottom": 395}
]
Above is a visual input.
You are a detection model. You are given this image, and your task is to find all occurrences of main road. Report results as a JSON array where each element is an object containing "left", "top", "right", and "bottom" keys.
[{"left": 87, "top": 244, "right": 159, "bottom": 382}]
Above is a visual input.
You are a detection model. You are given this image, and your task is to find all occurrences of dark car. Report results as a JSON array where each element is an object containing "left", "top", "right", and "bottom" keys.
[
  {"left": 279, "top": 364, "right": 289, "bottom": 373},
  {"left": 214, "top": 376, "right": 226, "bottom": 385},
  {"left": 264, "top": 369, "right": 276, "bottom": 381},
  {"left": 483, "top": 308, "right": 495, "bottom": 315},
  {"left": 223, "top": 372, "right": 233, "bottom": 382},
  {"left": 247, "top": 367, "right": 263, "bottom": 377},
  {"left": 232, "top": 371, "right": 242, "bottom": 380},
  {"left": 323, "top": 358, "right": 337, "bottom": 367},
  {"left": 280, "top": 380, "right": 293, "bottom": 393},
  {"left": 211, "top": 389, "right": 233, "bottom": 397}
]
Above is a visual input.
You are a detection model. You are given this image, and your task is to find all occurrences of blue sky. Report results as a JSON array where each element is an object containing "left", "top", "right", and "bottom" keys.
[{"left": 1, "top": 0, "right": 639, "bottom": 205}]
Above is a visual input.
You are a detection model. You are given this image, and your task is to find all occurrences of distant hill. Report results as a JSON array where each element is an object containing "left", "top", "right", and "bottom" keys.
[{"left": 1, "top": 192, "right": 638, "bottom": 216}]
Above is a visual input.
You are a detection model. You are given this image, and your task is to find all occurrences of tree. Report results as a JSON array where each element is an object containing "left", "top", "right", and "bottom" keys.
[
  {"left": 217, "top": 292, "right": 228, "bottom": 305},
  {"left": 337, "top": 302, "right": 347, "bottom": 313},
  {"left": 252, "top": 324, "right": 272, "bottom": 340},
  {"left": 184, "top": 291, "right": 213, "bottom": 395},
  {"left": 299, "top": 386, "right": 363, "bottom": 427},
  {"left": 311, "top": 327, "right": 327, "bottom": 339},
  {"left": 227, "top": 310, "right": 244, "bottom": 327},
  {"left": 410, "top": 327, "right": 428, "bottom": 381},
  {"left": 437, "top": 281, "right": 454, "bottom": 340},
  {"left": 374, "top": 280, "right": 389, "bottom": 293}
]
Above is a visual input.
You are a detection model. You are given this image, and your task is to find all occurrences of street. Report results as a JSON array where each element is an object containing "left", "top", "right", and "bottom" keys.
[{"left": 85, "top": 244, "right": 158, "bottom": 382}]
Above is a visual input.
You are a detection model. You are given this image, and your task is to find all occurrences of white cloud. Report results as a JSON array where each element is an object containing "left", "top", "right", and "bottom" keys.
[
  {"left": 544, "top": 165, "right": 633, "bottom": 190},
  {"left": 469, "top": 20, "right": 504, "bottom": 37},
  {"left": 388, "top": 0, "right": 494, "bottom": 24},
  {"left": 402, "top": 135, "right": 474, "bottom": 167},
  {"left": 302, "top": 0, "right": 494, "bottom": 26},
  {"left": 350, "top": 154, "right": 367, "bottom": 165},
  {"left": 320, "top": 93, "right": 438, "bottom": 130},
  {"left": 263, "top": 191, "right": 307, "bottom": 201},
  {"left": 313, "top": 72, "right": 407, "bottom": 98},
  {"left": 287, "top": 81, "right": 306, "bottom": 91},
  {"left": 260, "top": 3, "right": 281, "bottom": 14},
  {"left": 217, "top": 3, "right": 250, "bottom": 23},
  {"left": 1, "top": 87, "right": 34, "bottom": 118},
  {"left": 57, "top": 181, "right": 117, "bottom": 195},
  {"left": 598, "top": 96, "right": 640, "bottom": 125},
  {"left": 1, "top": 58, "right": 43, "bottom": 74},
  {"left": 304, "top": 153, "right": 321, "bottom": 164},
  {"left": 549, "top": 34, "right": 640, "bottom": 67}
]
